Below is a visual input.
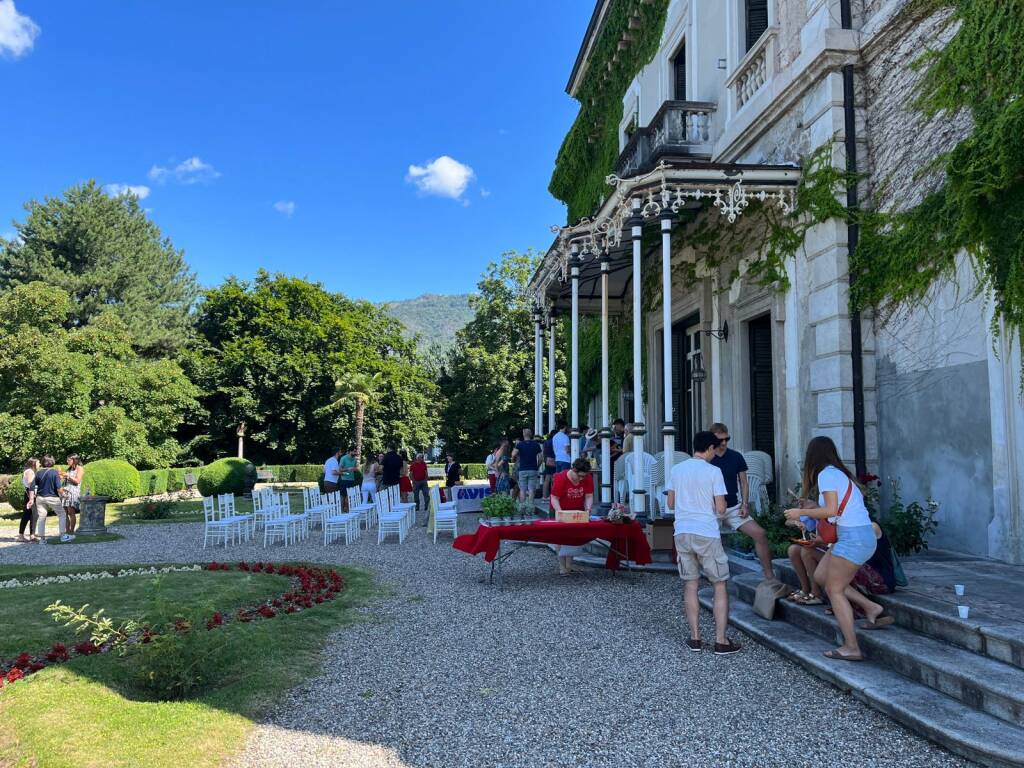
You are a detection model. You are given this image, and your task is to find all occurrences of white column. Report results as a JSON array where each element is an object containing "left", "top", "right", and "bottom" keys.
[
  {"left": 601, "top": 253, "right": 612, "bottom": 505},
  {"left": 630, "top": 198, "right": 647, "bottom": 514},
  {"left": 570, "top": 247, "right": 581, "bottom": 461},
  {"left": 533, "top": 309, "right": 542, "bottom": 436},
  {"left": 661, "top": 210, "right": 675, "bottom": 516},
  {"left": 547, "top": 307, "right": 557, "bottom": 434}
]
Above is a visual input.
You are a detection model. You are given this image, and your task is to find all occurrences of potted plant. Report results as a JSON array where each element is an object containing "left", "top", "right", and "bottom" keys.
[{"left": 481, "top": 494, "right": 516, "bottom": 524}]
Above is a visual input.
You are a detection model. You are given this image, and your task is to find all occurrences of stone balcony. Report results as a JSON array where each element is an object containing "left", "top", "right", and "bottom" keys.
[{"left": 613, "top": 100, "right": 717, "bottom": 179}]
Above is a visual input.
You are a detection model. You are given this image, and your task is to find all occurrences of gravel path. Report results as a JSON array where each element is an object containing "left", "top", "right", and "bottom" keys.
[{"left": 0, "top": 520, "right": 970, "bottom": 768}]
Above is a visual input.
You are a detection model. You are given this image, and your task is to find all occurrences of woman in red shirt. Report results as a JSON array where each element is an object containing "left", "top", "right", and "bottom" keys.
[{"left": 550, "top": 458, "right": 594, "bottom": 576}]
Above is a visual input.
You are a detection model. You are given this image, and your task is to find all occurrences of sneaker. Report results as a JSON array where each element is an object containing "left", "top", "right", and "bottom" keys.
[
  {"left": 60, "top": 534, "right": 75, "bottom": 543},
  {"left": 714, "top": 640, "right": 742, "bottom": 655},
  {"left": 686, "top": 638, "right": 703, "bottom": 652}
]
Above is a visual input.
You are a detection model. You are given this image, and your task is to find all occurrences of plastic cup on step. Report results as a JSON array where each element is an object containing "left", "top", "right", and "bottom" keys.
[
  {"left": 957, "top": 605, "right": 970, "bottom": 619},
  {"left": 954, "top": 584, "right": 965, "bottom": 597}
]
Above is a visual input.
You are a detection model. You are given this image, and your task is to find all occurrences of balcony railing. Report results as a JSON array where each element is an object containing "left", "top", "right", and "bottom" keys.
[
  {"left": 726, "top": 28, "right": 778, "bottom": 113},
  {"left": 614, "top": 100, "right": 716, "bottom": 179}
]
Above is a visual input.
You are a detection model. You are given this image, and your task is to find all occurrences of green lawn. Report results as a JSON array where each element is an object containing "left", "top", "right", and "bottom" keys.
[{"left": 0, "top": 563, "right": 375, "bottom": 768}]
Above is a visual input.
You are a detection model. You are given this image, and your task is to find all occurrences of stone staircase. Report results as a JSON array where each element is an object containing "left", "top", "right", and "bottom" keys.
[{"left": 699, "top": 556, "right": 1024, "bottom": 767}]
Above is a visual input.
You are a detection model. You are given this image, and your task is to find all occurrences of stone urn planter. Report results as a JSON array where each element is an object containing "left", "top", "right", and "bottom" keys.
[{"left": 77, "top": 496, "right": 110, "bottom": 535}]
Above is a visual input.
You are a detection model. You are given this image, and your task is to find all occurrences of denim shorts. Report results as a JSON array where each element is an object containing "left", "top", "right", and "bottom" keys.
[{"left": 831, "top": 524, "right": 877, "bottom": 566}]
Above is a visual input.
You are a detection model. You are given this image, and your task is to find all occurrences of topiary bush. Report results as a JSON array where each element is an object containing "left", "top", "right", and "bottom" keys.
[
  {"left": 197, "top": 458, "right": 255, "bottom": 497},
  {"left": 6, "top": 480, "right": 26, "bottom": 511},
  {"left": 82, "top": 459, "right": 141, "bottom": 502},
  {"left": 138, "top": 469, "right": 169, "bottom": 497}
]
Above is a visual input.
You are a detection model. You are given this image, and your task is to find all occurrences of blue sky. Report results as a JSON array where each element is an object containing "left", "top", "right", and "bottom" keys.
[{"left": 0, "top": 0, "right": 593, "bottom": 302}]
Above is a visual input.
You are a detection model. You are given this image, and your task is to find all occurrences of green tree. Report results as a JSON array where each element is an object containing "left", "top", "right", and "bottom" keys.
[
  {"left": 437, "top": 249, "right": 566, "bottom": 459},
  {"left": 0, "top": 181, "right": 198, "bottom": 354},
  {"left": 186, "top": 271, "right": 438, "bottom": 463},
  {"left": 0, "top": 283, "right": 200, "bottom": 469},
  {"left": 320, "top": 372, "right": 381, "bottom": 465}
]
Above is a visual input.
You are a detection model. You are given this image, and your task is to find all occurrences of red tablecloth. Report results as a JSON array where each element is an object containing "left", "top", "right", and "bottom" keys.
[{"left": 453, "top": 520, "right": 652, "bottom": 571}]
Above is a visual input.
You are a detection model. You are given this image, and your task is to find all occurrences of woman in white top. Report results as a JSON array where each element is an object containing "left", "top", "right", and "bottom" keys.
[
  {"left": 361, "top": 458, "right": 379, "bottom": 501},
  {"left": 785, "top": 436, "right": 892, "bottom": 662}
]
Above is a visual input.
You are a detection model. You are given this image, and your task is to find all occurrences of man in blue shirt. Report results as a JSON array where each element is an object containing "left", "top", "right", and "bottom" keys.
[
  {"left": 511, "top": 428, "right": 543, "bottom": 502},
  {"left": 709, "top": 423, "right": 774, "bottom": 580}
]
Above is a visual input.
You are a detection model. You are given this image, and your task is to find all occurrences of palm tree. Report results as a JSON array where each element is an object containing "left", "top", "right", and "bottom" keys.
[{"left": 321, "top": 372, "right": 380, "bottom": 466}]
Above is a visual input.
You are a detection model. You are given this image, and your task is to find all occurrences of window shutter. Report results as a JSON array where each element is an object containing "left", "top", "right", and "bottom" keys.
[
  {"left": 748, "top": 316, "right": 775, "bottom": 459},
  {"left": 673, "top": 45, "right": 686, "bottom": 101},
  {"left": 746, "top": 0, "right": 769, "bottom": 52}
]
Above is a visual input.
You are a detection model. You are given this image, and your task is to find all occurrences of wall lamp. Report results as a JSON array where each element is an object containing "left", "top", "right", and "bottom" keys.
[{"left": 701, "top": 320, "right": 729, "bottom": 342}]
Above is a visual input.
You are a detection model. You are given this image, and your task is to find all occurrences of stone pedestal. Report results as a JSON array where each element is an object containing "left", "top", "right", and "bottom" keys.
[{"left": 77, "top": 496, "right": 109, "bottom": 535}]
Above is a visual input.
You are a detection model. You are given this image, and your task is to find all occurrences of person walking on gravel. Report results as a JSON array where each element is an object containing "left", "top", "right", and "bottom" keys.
[
  {"left": 667, "top": 431, "right": 740, "bottom": 655},
  {"left": 34, "top": 455, "right": 73, "bottom": 543}
]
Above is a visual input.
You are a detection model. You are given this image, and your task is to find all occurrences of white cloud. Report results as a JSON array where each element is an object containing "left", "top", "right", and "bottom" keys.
[
  {"left": 273, "top": 200, "right": 296, "bottom": 217},
  {"left": 406, "top": 155, "right": 475, "bottom": 200},
  {"left": 148, "top": 156, "right": 220, "bottom": 185},
  {"left": 480, "top": 187, "right": 491, "bottom": 198},
  {"left": 0, "top": 0, "right": 39, "bottom": 59},
  {"left": 103, "top": 183, "right": 151, "bottom": 200}
]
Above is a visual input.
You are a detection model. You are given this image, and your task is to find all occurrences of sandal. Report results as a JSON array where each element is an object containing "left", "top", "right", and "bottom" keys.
[
  {"left": 798, "top": 595, "right": 825, "bottom": 606},
  {"left": 823, "top": 649, "right": 864, "bottom": 662},
  {"left": 785, "top": 590, "right": 808, "bottom": 602}
]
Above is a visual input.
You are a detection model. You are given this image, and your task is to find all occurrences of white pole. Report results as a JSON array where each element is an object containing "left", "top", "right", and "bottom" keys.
[
  {"left": 534, "top": 310, "right": 542, "bottom": 436},
  {"left": 601, "top": 253, "right": 611, "bottom": 505},
  {"left": 661, "top": 210, "right": 675, "bottom": 517},
  {"left": 630, "top": 197, "right": 646, "bottom": 514},
  {"left": 547, "top": 307, "right": 556, "bottom": 435},
  {"left": 570, "top": 247, "right": 580, "bottom": 461}
]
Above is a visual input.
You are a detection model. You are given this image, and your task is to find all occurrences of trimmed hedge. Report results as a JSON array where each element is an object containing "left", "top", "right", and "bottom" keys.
[
  {"left": 260, "top": 464, "right": 322, "bottom": 483},
  {"left": 429, "top": 463, "right": 487, "bottom": 480},
  {"left": 83, "top": 459, "right": 141, "bottom": 502},
  {"left": 138, "top": 469, "right": 169, "bottom": 496},
  {"left": 6, "top": 479, "right": 26, "bottom": 510},
  {"left": 198, "top": 458, "right": 255, "bottom": 497},
  {"left": 166, "top": 468, "right": 191, "bottom": 492}
]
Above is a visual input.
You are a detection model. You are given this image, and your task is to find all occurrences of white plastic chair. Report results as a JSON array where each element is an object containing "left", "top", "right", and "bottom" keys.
[
  {"left": 387, "top": 485, "right": 416, "bottom": 533},
  {"left": 653, "top": 450, "right": 691, "bottom": 511},
  {"left": 304, "top": 489, "right": 331, "bottom": 529},
  {"left": 203, "top": 496, "right": 239, "bottom": 547},
  {"left": 742, "top": 450, "right": 774, "bottom": 513},
  {"left": 622, "top": 451, "right": 659, "bottom": 514},
  {"left": 377, "top": 486, "right": 406, "bottom": 544},
  {"left": 323, "top": 491, "right": 360, "bottom": 545},
  {"left": 430, "top": 485, "right": 458, "bottom": 542},
  {"left": 346, "top": 486, "right": 374, "bottom": 529}
]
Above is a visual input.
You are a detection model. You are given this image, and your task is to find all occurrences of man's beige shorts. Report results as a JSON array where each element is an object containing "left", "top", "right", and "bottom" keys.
[
  {"left": 720, "top": 504, "right": 756, "bottom": 533},
  {"left": 674, "top": 533, "right": 730, "bottom": 582}
]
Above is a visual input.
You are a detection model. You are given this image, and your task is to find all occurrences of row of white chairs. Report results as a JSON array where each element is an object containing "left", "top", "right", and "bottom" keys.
[{"left": 202, "top": 483, "right": 460, "bottom": 548}]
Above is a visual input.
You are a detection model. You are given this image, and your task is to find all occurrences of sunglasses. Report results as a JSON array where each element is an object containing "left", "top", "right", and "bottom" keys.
[{"left": 718, "top": 437, "right": 730, "bottom": 444}]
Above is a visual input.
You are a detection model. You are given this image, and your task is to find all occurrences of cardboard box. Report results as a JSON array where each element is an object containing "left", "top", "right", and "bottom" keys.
[
  {"left": 556, "top": 510, "right": 589, "bottom": 524},
  {"left": 645, "top": 518, "right": 675, "bottom": 551}
]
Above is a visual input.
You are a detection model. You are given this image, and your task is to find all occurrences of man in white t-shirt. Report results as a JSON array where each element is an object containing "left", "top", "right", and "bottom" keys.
[
  {"left": 667, "top": 431, "right": 741, "bottom": 656},
  {"left": 551, "top": 423, "right": 571, "bottom": 472},
  {"left": 323, "top": 448, "right": 343, "bottom": 493}
]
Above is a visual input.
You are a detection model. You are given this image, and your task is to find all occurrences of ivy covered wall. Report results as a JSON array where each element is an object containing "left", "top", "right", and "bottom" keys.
[{"left": 548, "top": 0, "right": 671, "bottom": 224}]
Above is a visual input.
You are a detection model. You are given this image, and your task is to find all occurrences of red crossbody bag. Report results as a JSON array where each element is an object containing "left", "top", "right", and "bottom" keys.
[{"left": 817, "top": 480, "right": 853, "bottom": 545}]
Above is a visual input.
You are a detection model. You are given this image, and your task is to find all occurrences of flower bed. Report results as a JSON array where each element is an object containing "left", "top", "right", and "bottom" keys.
[{"left": 0, "top": 562, "right": 345, "bottom": 690}]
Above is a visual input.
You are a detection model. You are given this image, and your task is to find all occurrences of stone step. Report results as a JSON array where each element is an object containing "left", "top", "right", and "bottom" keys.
[
  {"left": 699, "top": 588, "right": 1024, "bottom": 768},
  {"left": 733, "top": 573, "right": 1024, "bottom": 728},
  {"left": 770, "top": 558, "right": 1024, "bottom": 672}
]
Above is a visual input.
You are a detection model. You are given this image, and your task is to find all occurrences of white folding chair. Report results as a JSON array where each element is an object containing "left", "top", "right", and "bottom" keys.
[
  {"left": 346, "top": 486, "right": 374, "bottom": 529},
  {"left": 203, "top": 496, "right": 238, "bottom": 548},
  {"left": 387, "top": 485, "right": 416, "bottom": 534},
  {"left": 430, "top": 485, "right": 459, "bottom": 543},
  {"left": 377, "top": 486, "right": 406, "bottom": 544}
]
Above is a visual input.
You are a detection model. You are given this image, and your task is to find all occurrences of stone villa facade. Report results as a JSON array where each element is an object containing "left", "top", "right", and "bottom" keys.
[{"left": 530, "top": 0, "right": 1024, "bottom": 564}]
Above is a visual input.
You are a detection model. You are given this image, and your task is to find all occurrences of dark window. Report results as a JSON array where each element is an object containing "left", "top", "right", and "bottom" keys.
[
  {"left": 671, "top": 315, "right": 702, "bottom": 454},
  {"left": 745, "top": 0, "right": 769, "bottom": 52},
  {"left": 673, "top": 44, "right": 686, "bottom": 101},
  {"left": 748, "top": 314, "right": 776, "bottom": 497}
]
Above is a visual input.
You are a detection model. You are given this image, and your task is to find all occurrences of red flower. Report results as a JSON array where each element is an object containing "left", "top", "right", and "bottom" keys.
[
  {"left": 174, "top": 618, "right": 191, "bottom": 633},
  {"left": 857, "top": 473, "right": 880, "bottom": 485},
  {"left": 74, "top": 642, "right": 100, "bottom": 656},
  {"left": 28, "top": 662, "right": 45, "bottom": 673},
  {"left": 7, "top": 668, "right": 24, "bottom": 683},
  {"left": 257, "top": 605, "right": 276, "bottom": 618},
  {"left": 237, "top": 610, "right": 252, "bottom": 622},
  {"left": 141, "top": 628, "right": 156, "bottom": 643},
  {"left": 285, "top": 605, "right": 298, "bottom": 614},
  {"left": 238, "top": 561, "right": 250, "bottom": 571},
  {"left": 46, "top": 643, "right": 69, "bottom": 662},
  {"left": 271, "top": 598, "right": 283, "bottom": 608},
  {"left": 13, "top": 652, "right": 31, "bottom": 670}
]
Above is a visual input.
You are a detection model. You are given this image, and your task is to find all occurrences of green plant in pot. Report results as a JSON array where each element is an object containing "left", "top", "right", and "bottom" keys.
[{"left": 481, "top": 494, "right": 516, "bottom": 522}]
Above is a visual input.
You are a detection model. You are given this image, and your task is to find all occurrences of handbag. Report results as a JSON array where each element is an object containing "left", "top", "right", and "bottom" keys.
[
  {"left": 753, "top": 579, "right": 793, "bottom": 620},
  {"left": 817, "top": 480, "right": 853, "bottom": 545}
]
